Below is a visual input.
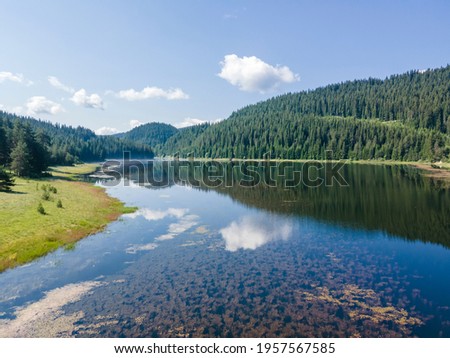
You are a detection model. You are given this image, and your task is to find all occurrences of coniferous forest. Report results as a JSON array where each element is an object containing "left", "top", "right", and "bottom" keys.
[
  {"left": 0, "top": 111, "right": 153, "bottom": 184},
  {"left": 143, "top": 66, "right": 449, "bottom": 161}
]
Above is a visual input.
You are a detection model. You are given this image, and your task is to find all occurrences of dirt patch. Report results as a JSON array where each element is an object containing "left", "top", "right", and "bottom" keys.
[{"left": 413, "top": 163, "right": 450, "bottom": 180}]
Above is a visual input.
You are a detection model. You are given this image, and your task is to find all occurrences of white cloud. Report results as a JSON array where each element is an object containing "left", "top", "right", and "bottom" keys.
[
  {"left": 26, "top": 96, "right": 64, "bottom": 115},
  {"left": 211, "top": 118, "right": 224, "bottom": 125},
  {"left": 130, "top": 119, "right": 145, "bottom": 129},
  {"left": 0, "top": 71, "right": 33, "bottom": 86},
  {"left": 0, "top": 71, "right": 24, "bottom": 83},
  {"left": 117, "top": 86, "right": 189, "bottom": 101},
  {"left": 220, "top": 215, "right": 293, "bottom": 251},
  {"left": 175, "top": 117, "right": 208, "bottom": 128},
  {"left": 218, "top": 54, "right": 299, "bottom": 93},
  {"left": 48, "top": 77, "right": 103, "bottom": 109},
  {"left": 71, "top": 89, "right": 104, "bottom": 109},
  {"left": 0, "top": 103, "right": 24, "bottom": 114},
  {"left": 175, "top": 117, "right": 224, "bottom": 129},
  {"left": 48, "top": 76, "right": 75, "bottom": 93},
  {"left": 223, "top": 13, "right": 238, "bottom": 20},
  {"left": 94, "top": 127, "right": 119, "bottom": 135}
]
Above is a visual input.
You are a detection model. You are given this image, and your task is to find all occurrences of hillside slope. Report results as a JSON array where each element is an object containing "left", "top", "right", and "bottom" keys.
[
  {"left": 157, "top": 66, "right": 450, "bottom": 161},
  {"left": 116, "top": 122, "right": 178, "bottom": 148},
  {"left": 0, "top": 112, "right": 154, "bottom": 167}
]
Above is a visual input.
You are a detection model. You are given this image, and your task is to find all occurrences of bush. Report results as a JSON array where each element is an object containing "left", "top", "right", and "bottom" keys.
[
  {"left": 41, "top": 191, "right": 51, "bottom": 201},
  {"left": 56, "top": 199, "right": 63, "bottom": 208},
  {"left": 41, "top": 184, "right": 57, "bottom": 194},
  {"left": 37, "top": 203, "right": 46, "bottom": 215}
]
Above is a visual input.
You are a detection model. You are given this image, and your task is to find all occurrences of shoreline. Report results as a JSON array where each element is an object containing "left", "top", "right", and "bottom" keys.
[
  {"left": 1, "top": 159, "right": 448, "bottom": 273},
  {"left": 158, "top": 157, "right": 450, "bottom": 179},
  {"left": 0, "top": 164, "right": 136, "bottom": 273}
]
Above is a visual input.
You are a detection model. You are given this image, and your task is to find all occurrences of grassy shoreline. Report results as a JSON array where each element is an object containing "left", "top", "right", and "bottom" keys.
[
  {"left": 1, "top": 159, "right": 448, "bottom": 273},
  {"left": 0, "top": 164, "right": 136, "bottom": 273}
]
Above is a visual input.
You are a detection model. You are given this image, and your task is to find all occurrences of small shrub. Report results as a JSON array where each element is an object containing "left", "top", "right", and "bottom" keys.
[
  {"left": 41, "top": 191, "right": 51, "bottom": 201},
  {"left": 37, "top": 203, "right": 46, "bottom": 215},
  {"left": 64, "top": 242, "right": 76, "bottom": 251},
  {"left": 56, "top": 199, "right": 63, "bottom": 208},
  {"left": 51, "top": 186, "right": 57, "bottom": 194}
]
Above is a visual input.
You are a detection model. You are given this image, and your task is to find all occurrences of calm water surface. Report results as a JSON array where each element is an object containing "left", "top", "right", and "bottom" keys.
[{"left": 0, "top": 162, "right": 449, "bottom": 337}]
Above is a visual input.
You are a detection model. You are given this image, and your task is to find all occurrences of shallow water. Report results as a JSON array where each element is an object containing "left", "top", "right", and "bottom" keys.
[{"left": 0, "top": 162, "right": 449, "bottom": 337}]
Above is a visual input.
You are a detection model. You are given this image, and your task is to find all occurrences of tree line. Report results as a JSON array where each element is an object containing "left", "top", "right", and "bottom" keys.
[
  {"left": 116, "top": 122, "right": 178, "bottom": 149},
  {"left": 0, "top": 112, "right": 154, "bottom": 190}
]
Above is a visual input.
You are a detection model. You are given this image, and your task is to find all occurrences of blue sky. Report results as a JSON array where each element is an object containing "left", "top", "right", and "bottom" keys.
[{"left": 0, "top": 0, "right": 449, "bottom": 134}]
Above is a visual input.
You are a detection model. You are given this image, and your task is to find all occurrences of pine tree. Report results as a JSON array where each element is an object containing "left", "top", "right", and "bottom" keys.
[
  {"left": 0, "top": 122, "right": 9, "bottom": 165},
  {"left": 0, "top": 168, "right": 15, "bottom": 191},
  {"left": 10, "top": 138, "right": 32, "bottom": 177}
]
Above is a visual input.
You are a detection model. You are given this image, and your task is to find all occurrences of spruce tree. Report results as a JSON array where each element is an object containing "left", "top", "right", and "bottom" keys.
[
  {"left": 0, "top": 168, "right": 15, "bottom": 191},
  {"left": 0, "top": 122, "right": 9, "bottom": 165},
  {"left": 10, "top": 138, "right": 32, "bottom": 177}
]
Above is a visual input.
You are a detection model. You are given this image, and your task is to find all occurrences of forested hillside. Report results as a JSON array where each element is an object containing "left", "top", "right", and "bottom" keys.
[
  {"left": 154, "top": 123, "right": 210, "bottom": 154},
  {"left": 0, "top": 112, "right": 154, "bottom": 178},
  {"left": 155, "top": 66, "right": 450, "bottom": 161},
  {"left": 116, "top": 122, "right": 178, "bottom": 148}
]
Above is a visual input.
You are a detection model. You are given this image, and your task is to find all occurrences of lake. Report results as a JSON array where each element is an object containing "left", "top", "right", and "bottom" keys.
[{"left": 0, "top": 161, "right": 449, "bottom": 337}]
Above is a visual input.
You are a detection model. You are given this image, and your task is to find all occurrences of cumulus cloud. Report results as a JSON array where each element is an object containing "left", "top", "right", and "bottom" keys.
[
  {"left": 0, "top": 71, "right": 24, "bottom": 83},
  {"left": 175, "top": 117, "right": 208, "bottom": 128},
  {"left": 0, "top": 71, "right": 33, "bottom": 86},
  {"left": 117, "top": 86, "right": 189, "bottom": 101},
  {"left": 48, "top": 77, "right": 103, "bottom": 110},
  {"left": 130, "top": 119, "right": 145, "bottom": 129},
  {"left": 94, "top": 127, "right": 119, "bottom": 135},
  {"left": 26, "top": 96, "right": 64, "bottom": 115},
  {"left": 218, "top": 54, "right": 299, "bottom": 93},
  {"left": 0, "top": 103, "right": 24, "bottom": 114},
  {"left": 48, "top": 76, "right": 75, "bottom": 93},
  {"left": 175, "top": 117, "right": 224, "bottom": 129},
  {"left": 71, "top": 89, "right": 104, "bottom": 109},
  {"left": 220, "top": 215, "right": 293, "bottom": 251}
]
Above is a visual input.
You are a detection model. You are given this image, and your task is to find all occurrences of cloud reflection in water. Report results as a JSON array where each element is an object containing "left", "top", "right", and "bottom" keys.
[
  {"left": 220, "top": 215, "right": 293, "bottom": 251},
  {"left": 126, "top": 208, "right": 188, "bottom": 221},
  {"left": 125, "top": 207, "right": 199, "bottom": 244}
]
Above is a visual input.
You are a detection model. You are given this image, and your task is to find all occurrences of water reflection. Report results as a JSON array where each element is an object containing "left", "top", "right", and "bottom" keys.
[
  {"left": 0, "top": 161, "right": 449, "bottom": 338},
  {"left": 127, "top": 208, "right": 188, "bottom": 221},
  {"left": 155, "top": 214, "right": 199, "bottom": 241},
  {"left": 220, "top": 215, "right": 294, "bottom": 251},
  {"left": 113, "top": 161, "right": 450, "bottom": 249}
]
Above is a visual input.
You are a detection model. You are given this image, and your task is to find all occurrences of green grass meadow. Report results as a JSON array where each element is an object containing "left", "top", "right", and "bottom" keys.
[{"left": 0, "top": 165, "right": 135, "bottom": 272}]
